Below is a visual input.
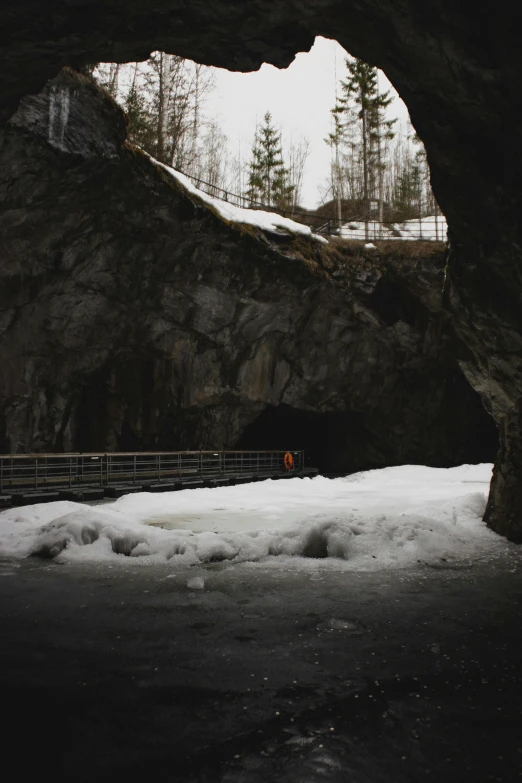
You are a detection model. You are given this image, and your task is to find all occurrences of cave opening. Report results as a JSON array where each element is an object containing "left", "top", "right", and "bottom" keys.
[
  {"left": 2, "top": 8, "right": 522, "bottom": 782},
  {"left": 235, "top": 404, "right": 368, "bottom": 474},
  {"left": 90, "top": 36, "right": 442, "bottom": 234},
  {"left": 235, "top": 381, "right": 499, "bottom": 476}
]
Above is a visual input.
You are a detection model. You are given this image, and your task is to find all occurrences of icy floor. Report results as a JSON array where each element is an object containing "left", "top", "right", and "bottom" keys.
[{"left": 0, "top": 464, "right": 511, "bottom": 571}]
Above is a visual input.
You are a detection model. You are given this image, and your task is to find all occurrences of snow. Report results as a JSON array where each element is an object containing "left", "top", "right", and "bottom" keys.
[
  {"left": 153, "top": 158, "right": 328, "bottom": 244},
  {"left": 340, "top": 215, "right": 448, "bottom": 242},
  {"left": 0, "top": 464, "right": 509, "bottom": 572},
  {"left": 187, "top": 576, "right": 205, "bottom": 590}
]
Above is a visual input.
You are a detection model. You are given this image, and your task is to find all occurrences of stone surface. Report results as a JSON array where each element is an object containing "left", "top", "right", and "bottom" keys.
[
  {"left": 0, "top": 70, "right": 496, "bottom": 473},
  {"left": 484, "top": 400, "right": 522, "bottom": 543}
]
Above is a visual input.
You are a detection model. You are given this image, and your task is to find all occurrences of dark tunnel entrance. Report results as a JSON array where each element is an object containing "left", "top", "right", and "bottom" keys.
[
  {"left": 236, "top": 405, "right": 373, "bottom": 474},
  {"left": 235, "top": 380, "right": 499, "bottom": 476}
]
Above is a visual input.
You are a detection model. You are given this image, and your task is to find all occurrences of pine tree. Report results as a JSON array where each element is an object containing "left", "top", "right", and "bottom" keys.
[
  {"left": 328, "top": 57, "right": 396, "bottom": 234},
  {"left": 247, "top": 112, "right": 294, "bottom": 209},
  {"left": 124, "top": 66, "right": 155, "bottom": 150},
  {"left": 393, "top": 163, "right": 418, "bottom": 220},
  {"left": 326, "top": 110, "right": 345, "bottom": 222},
  {"left": 392, "top": 131, "right": 431, "bottom": 223}
]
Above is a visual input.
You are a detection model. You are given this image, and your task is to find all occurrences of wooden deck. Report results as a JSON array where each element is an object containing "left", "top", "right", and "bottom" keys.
[{"left": 0, "top": 450, "right": 317, "bottom": 507}]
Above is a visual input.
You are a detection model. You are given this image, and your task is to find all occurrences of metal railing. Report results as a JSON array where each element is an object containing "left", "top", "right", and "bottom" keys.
[
  {"left": 0, "top": 450, "right": 304, "bottom": 493},
  {"left": 176, "top": 168, "right": 447, "bottom": 243},
  {"left": 179, "top": 169, "right": 323, "bottom": 228},
  {"left": 316, "top": 215, "right": 447, "bottom": 241}
]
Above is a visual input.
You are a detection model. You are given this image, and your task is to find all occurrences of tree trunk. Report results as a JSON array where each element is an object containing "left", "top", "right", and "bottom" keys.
[
  {"left": 362, "top": 105, "right": 369, "bottom": 241},
  {"left": 157, "top": 53, "right": 169, "bottom": 164},
  {"left": 335, "top": 140, "right": 342, "bottom": 228},
  {"left": 108, "top": 63, "right": 121, "bottom": 98},
  {"left": 377, "top": 113, "right": 384, "bottom": 238}
]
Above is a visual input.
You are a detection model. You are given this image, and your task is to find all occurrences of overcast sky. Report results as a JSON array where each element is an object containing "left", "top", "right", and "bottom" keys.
[{"left": 206, "top": 37, "right": 411, "bottom": 210}]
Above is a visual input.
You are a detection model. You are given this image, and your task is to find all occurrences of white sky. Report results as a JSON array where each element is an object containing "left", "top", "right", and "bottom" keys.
[{"left": 206, "top": 37, "right": 411, "bottom": 210}]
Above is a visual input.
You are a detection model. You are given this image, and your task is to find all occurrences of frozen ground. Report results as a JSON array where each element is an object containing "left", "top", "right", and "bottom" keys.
[
  {"left": 1, "top": 545, "right": 521, "bottom": 782},
  {"left": 0, "top": 464, "right": 510, "bottom": 569}
]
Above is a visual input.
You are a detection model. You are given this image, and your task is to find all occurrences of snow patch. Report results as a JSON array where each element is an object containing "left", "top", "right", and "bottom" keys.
[
  {"left": 340, "top": 216, "right": 447, "bottom": 242},
  {"left": 153, "top": 158, "right": 328, "bottom": 244},
  {"left": 0, "top": 464, "right": 508, "bottom": 572},
  {"left": 187, "top": 576, "right": 205, "bottom": 590}
]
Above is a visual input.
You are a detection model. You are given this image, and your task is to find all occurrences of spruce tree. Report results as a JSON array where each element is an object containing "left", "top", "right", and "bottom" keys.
[
  {"left": 124, "top": 85, "right": 154, "bottom": 151},
  {"left": 392, "top": 135, "right": 428, "bottom": 222},
  {"left": 328, "top": 57, "right": 396, "bottom": 232},
  {"left": 247, "top": 112, "right": 294, "bottom": 209}
]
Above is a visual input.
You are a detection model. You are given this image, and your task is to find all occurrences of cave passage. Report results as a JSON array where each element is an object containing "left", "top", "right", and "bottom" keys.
[
  {"left": 235, "top": 404, "right": 371, "bottom": 474},
  {"left": 236, "top": 396, "right": 499, "bottom": 475}
]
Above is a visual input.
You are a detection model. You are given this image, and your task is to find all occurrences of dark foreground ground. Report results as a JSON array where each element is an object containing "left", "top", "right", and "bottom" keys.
[{"left": 1, "top": 551, "right": 522, "bottom": 782}]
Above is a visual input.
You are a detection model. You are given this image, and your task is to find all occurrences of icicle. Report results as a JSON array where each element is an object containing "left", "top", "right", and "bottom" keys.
[{"left": 48, "top": 86, "right": 70, "bottom": 150}]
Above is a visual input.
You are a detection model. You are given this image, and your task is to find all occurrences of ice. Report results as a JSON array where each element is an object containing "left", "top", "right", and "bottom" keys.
[
  {"left": 149, "top": 157, "right": 328, "bottom": 244},
  {"left": 187, "top": 577, "right": 205, "bottom": 590},
  {"left": 0, "top": 463, "right": 510, "bottom": 571}
]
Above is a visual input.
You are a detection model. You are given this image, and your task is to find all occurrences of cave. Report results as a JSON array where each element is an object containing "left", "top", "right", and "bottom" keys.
[
  {"left": 0, "top": 71, "right": 498, "bottom": 479},
  {"left": 1, "top": 1, "right": 521, "bottom": 539},
  {"left": 2, "top": 7, "right": 522, "bottom": 781},
  {"left": 237, "top": 376, "right": 499, "bottom": 475}
]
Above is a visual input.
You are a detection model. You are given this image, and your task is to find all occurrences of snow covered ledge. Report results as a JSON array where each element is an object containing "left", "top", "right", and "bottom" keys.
[
  {"left": 152, "top": 157, "right": 328, "bottom": 244},
  {"left": 0, "top": 465, "right": 512, "bottom": 571}
]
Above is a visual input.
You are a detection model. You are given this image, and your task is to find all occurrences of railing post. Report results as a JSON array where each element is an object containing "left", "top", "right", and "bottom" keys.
[
  {"left": 158, "top": 454, "right": 161, "bottom": 481},
  {"left": 35, "top": 458, "right": 38, "bottom": 490}
]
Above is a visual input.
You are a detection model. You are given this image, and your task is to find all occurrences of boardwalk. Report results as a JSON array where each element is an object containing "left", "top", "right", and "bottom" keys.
[{"left": 0, "top": 450, "right": 315, "bottom": 506}]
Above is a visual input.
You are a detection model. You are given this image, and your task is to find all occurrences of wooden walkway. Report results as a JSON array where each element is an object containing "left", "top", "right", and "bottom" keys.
[{"left": 0, "top": 450, "right": 317, "bottom": 507}]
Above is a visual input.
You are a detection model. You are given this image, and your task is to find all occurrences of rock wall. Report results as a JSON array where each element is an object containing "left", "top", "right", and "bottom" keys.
[
  {"left": 0, "top": 0, "right": 521, "bottom": 537},
  {"left": 0, "top": 70, "right": 497, "bottom": 473}
]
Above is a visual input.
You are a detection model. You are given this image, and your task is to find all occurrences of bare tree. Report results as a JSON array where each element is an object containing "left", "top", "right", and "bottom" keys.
[
  {"left": 286, "top": 136, "right": 310, "bottom": 211},
  {"left": 196, "top": 121, "right": 229, "bottom": 194},
  {"left": 95, "top": 54, "right": 218, "bottom": 174}
]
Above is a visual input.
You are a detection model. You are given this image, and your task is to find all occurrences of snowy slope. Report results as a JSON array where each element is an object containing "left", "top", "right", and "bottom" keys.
[
  {"left": 0, "top": 464, "right": 508, "bottom": 571},
  {"left": 154, "top": 159, "right": 328, "bottom": 244}
]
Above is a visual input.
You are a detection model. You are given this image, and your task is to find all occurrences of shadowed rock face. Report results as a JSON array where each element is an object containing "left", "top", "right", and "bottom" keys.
[
  {"left": 0, "top": 70, "right": 497, "bottom": 474},
  {"left": 1, "top": 2, "right": 521, "bottom": 537}
]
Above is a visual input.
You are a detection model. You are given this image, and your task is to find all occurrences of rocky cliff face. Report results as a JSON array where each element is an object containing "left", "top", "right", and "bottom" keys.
[{"left": 0, "top": 70, "right": 497, "bottom": 473}]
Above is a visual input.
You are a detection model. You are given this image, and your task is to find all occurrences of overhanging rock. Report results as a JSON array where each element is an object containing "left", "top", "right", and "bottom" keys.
[{"left": 0, "top": 70, "right": 497, "bottom": 474}]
